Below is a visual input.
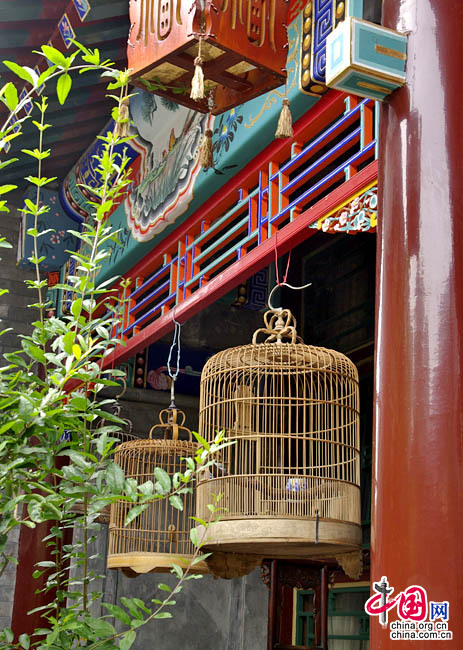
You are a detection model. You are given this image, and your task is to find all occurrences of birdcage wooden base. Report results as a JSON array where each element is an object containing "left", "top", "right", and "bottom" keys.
[
  {"left": 198, "top": 517, "right": 361, "bottom": 560},
  {"left": 107, "top": 552, "right": 208, "bottom": 575}
]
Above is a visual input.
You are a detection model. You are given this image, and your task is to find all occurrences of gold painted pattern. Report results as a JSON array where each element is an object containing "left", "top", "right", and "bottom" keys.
[
  {"left": 312, "top": 182, "right": 378, "bottom": 232},
  {"left": 300, "top": 0, "right": 345, "bottom": 97},
  {"left": 375, "top": 44, "right": 407, "bottom": 60},
  {"left": 244, "top": 19, "right": 299, "bottom": 128}
]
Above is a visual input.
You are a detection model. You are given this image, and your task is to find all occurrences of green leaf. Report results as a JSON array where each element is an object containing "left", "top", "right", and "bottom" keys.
[
  {"left": 40, "top": 45, "right": 67, "bottom": 67},
  {"left": 18, "top": 633, "right": 30, "bottom": 649},
  {"left": 3, "top": 628, "right": 13, "bottom": 643},
  {"left": 63, "top": 331, "right": 74, "bottom": 355},
  {"left": 3, "top": 82, "right": 18, "bottom": 111},
  {"left": 154, "top": 612, "right": 172, "bottom": 619},
  {"left": 124, "top": 477, "right": 138, "bottom": 501},
  {"left": 27, "top": 499, "right": 43, "bottom": 523},
  {"left": 170, "top": 563, "right": 183, "bottom": 579},
  {"left": 138, "top": 480, "right": 154, "bottom": 496},
  {"left": 37, "top": 66, "right": 56, "bottom": 88},
  {"left": 191, "top": 552, "right": 211, "bottom": 566},
  {"left": 157, "top": 583, "right": 171, "bottom": 592},
  {"left": 101, "top": 603, "right": 131, "bottom": 625},
  {"left": 18, "top": 395, "right": 33, "bottom": 421},
  {"left": 120, "top": 597, "right": 144, "bottom": 620},
  {"left": 3, "top": 61, "right": 35, "bottom": 85},
  {"left": 72, "top": 343, "right": 82, "bottom": 360},
  {"left": 85, "top": 617, "right": 116, "bottom": 636},
  {"left": 0, "top": 184, "right": 17, "bottom": 195},
  {"left": 131, "top": 598, "right": 151, "bottom": 614},
  {"left": 154, "top": 467, "right": 171, "bottom": 493},
  {"left": 124, "top": 504, "right": 148, "bottom": 527},
  {"left": 106, "top": 461, "right": 125, "bottom": 491},
  {"left": 71, "top": 297, "right": 82, "bottom": 318},
  {"left": 35, "top": 561, "right": 56, "bottom": 568},
  {"left": 168, "top": 494, "right": 183, "bottom": 511},
  {"left": 189, "top": 527, "right": 200, "bottom": 547},
  {"left": 192, "top": 431, "right": 210, "bottom": 451},
  {"left": 119, "top": 630, "right": 136, "bottom": 650},
  {"left": 56, "top": 73, "right": 72, "bottom": 105}
]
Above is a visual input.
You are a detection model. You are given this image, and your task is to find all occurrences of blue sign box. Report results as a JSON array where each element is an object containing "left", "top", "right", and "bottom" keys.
[
  {"left": 58, "top": 14, "right": 76, "bottom": 49},
  {"left": 73, "top": 0, "right": 90, "bottom": 21}
]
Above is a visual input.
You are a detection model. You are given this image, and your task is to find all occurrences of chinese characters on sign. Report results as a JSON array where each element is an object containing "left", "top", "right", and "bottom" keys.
[{"left": 365, "top": 576, "right": 452, "bottom": 641}]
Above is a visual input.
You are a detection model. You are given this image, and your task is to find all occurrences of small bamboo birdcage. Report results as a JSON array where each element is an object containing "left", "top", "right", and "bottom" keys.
[
  {"left": 196, "top": 309, "right": 361, "bottom": 573},
  {"left": 108, "top": 407, "right": 207, "bottom": 576}
]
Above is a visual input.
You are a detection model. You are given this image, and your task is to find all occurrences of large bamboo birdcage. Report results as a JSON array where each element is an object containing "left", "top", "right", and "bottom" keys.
[
  {"left": 196, "top": 309, "right": 361, "bottom": 571},
  {"left": 108, "top": 407, "right": 207, "bottom": 576}
]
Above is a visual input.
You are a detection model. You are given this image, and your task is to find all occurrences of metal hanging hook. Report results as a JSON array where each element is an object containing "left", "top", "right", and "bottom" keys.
[
  {"left": 267, "top": 281, "right": 312, "bottom": 312},
  {"left": 167, "top": 310, "right": 182, "bottom": 409}
]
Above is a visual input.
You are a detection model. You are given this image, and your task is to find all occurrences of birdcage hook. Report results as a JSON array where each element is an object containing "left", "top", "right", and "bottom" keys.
[
  {"left": 267, "top": 281, "right": 312, "bottom": 312},
  {"left": 167, "top": 311, "right": 182, "bottom": 409}
]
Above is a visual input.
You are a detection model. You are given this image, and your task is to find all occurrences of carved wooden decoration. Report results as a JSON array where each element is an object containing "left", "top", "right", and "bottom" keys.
[{"left": 128, "top": 0, "right": 290, "bottom": 114}]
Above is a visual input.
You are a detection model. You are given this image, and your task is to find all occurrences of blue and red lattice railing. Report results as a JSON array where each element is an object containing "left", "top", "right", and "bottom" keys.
[{"left": 97, "top": 91, "right": 379, "bottom": 368}]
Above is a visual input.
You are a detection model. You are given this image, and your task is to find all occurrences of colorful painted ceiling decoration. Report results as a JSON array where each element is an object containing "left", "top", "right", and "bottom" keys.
[
  {"left": 125, "top": 96, "right": 211, "bottom": 242},
  {"left": 300, "top": 0, "right": 347, "bottom": 96},
  {"left": 17, "top": 187, "right": 79, "bottom": 272},
  {"left": 57, "top": 8, "right": 316, "bottom": 284},
  {"left": 310, "top": 183, "right": 377, "bottom": 233}
]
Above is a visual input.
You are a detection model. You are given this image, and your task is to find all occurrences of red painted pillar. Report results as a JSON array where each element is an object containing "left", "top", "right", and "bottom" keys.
[{"left": 373, "top": 0, "right": 463, "bottom": 646}]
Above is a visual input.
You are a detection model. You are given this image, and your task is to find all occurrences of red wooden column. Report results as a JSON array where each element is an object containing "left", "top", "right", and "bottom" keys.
[{"left": 373, "top": 0, "right": 463, "bottom": 646}]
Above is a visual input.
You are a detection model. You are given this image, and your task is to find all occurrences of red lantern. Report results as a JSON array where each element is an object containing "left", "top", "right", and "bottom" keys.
[{"left": 127, "top": 0, "right": 290, "bottom": 114}]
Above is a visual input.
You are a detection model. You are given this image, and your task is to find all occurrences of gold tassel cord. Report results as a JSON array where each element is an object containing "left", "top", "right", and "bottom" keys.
[
  {"left": 190, "top": 36, "right": 205, "bottom": 102},
  {"left": 199, "top": 128, "right": 214, "bottom": 170},
  {"left": 275, "top": 97, "right": 293, "bottom": 139}
]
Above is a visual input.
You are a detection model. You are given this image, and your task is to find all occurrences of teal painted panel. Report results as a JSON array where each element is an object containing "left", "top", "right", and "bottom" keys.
[
  {"left": 326, "top": 19, "right": 351, "bottom": 81},
  {"left": 346, "top": 0, "right": 363, "bottom": 18},
  {"left": 96, "top": 12, "right": 317, "bottom": 284},
  {"left": 331, "top": 69, "right": 397, "bottom": 101},
  {"left": 326, "top": 18, "right": 406, "bottom": 100},
  {"left": 354, "top": 20, "right": 407, "bottom": 77}
]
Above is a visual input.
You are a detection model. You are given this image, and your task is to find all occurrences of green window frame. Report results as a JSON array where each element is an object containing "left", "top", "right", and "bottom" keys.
[{"left": 295, "top": 585, "right": 370, "bottom": 647}]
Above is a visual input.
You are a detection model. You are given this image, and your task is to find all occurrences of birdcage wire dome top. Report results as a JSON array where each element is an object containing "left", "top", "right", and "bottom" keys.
[
  {"left": 196, "top": 308, "right": 362, "bottom": 573},
  {"left": 108, "top": 406, "right": 208, "bottom": 576}
]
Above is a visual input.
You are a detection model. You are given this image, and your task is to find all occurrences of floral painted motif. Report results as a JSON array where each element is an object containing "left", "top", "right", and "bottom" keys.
[
  {"left": 17, "top": 188, "right": 79, "bottom": 271},
  {"left": 213, "top": 109, "right": 243, "bottom": 163},
  {"left": 311, "top": 186, "right": 377, "bottom": 234}
]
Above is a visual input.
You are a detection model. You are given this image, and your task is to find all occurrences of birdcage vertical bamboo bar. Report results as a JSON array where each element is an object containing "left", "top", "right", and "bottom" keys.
[
  {"left": 196, "top": 310, "right": 362, "bottom": 567},
  {"left": 108, "top": 409, "right": 208, "bottom": 575}
]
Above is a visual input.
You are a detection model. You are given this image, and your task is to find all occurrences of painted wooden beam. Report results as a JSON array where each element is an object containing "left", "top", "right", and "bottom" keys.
[{"left": 102, "top": 161, "right": 378, "bottom": 369}]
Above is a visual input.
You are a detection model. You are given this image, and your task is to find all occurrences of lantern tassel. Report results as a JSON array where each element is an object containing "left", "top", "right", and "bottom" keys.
[
  {"left": 115, "top": 99, "right": 130, "bottom": 138},
  {"left": 190, "top": 56, "right": 205, "bottom": 101},
  {"left": 199, "top": 129, "right": 214, "bottom": 170},
  {"left": 275, "top": 98, "right": 293, "bottom": 139}
]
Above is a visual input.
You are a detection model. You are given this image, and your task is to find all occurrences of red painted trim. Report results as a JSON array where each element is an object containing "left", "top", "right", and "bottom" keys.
[{"left": 103, "top": 160, "right": 378, "bottom": 367}]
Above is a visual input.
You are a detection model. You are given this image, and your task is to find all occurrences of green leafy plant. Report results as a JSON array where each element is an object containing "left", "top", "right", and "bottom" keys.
[{"left": 0, "top": 42, "right": 227, "bottom": 650}]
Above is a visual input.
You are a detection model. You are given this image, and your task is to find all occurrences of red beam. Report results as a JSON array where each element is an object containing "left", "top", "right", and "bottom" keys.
[{"left": 103, "top": 160, "right": 378, "bottom": 367}]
